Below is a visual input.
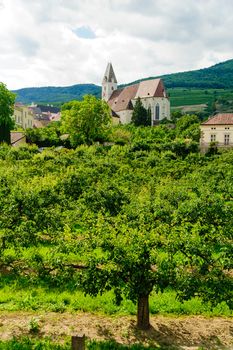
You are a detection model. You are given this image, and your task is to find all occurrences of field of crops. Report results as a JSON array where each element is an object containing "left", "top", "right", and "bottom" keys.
[{"left": 168, "top": 87, "right": 233, "bottom": 108}]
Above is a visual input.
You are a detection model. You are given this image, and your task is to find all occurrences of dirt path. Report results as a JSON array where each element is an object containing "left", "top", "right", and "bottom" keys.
[{"left": 0, "top": 312, "right": 232, "bottom": 349}]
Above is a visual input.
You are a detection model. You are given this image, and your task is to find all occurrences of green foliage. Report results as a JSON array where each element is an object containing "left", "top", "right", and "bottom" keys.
[
  {"left": 0, "top": 337, "right": 70, "bottom": 349},
  {"left": 110, "top": 127, "right": 131, "bottom": 145},
  {"left": 0, "top": 82, "right": 16, "bottom": 144},
  {"left": 61, "top": 95, "right": 111, "bottom": 146},
  {"left": 0, "top": 338, "right": 161, "bottom": 350},
  {"left": 132, "top": 98, "right": 150, "bottom": 126},
  {"left": 25, "top": 122, "right": 70, "bottom": 148},
  {"left": 28, "top": 318, "right": 40, "bottom": 334},
  {"left": 175, "top": 114, "right": 201, "bottom": 142},
  {"left": 0, "top": 125, "right": 232, "bottom": 328}
]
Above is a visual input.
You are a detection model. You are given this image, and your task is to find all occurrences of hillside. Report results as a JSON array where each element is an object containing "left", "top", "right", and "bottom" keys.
[
  {"left": 129, "top": 59, "right": 233, "bottom": 89},
  {"left": 13, "top": 59, "right": 233, "bottom": 105},
  {"left": 13, "top": 83, "right": 101, "bottom": 105}
]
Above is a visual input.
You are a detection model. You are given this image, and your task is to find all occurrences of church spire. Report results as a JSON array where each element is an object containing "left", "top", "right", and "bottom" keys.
[
  {"left": 102, "top": 62, "right": 117, "bottom": 84},
  {"left": 102, "top": 62, "right": 118, "bottom": 101}
]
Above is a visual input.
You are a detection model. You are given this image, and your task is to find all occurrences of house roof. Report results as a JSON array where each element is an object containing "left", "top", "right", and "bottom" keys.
[
  {"left": 201, "top": 113, "right": 233, "bottom": 125},
  {"left": 102, "top": 62, "right": 117, "bottom": 84},
  {"left": 38, "top": 105, "right": 60, "bottom": 113},
  {"left": 33, "top": 120, "right": 50, "bottom": 128},
  {"left": 107, "top": 78, "right": 167, "bottom": 113}
]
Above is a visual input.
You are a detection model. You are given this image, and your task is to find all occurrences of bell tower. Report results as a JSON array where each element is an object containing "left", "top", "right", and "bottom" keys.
[{"left": 102, "top": 62, "right": 117, "bottom": 101}]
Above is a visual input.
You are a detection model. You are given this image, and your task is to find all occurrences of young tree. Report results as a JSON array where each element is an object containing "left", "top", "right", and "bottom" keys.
[
  {"left": 77, "top": 181, "right": 232, "bottom": 330},
  {"left": 132, "top": 98, "right": 150, "bottom": 126},
  {"left": 61, "top": 95, "right": 111, "bottom": 146},
  {"left": 0, "top": 83, "right": 16, "bottom": 144}
]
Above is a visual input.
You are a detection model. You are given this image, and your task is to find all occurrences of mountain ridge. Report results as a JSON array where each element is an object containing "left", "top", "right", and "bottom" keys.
[{"left": 13, "top": 59, "right": 233, "bottom": 104}]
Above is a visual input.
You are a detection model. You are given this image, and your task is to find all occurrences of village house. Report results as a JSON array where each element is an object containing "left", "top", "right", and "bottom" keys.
[
  {"left": 13, "top": 103, "right": 34, "bottom": 129},
  {"left": 200, "top": 113, "right": 233, "bottom": 151},
  {"left": 102, "top": 63, "right": 170, "bottom": 125},
  {"left": 29, "top": 103, "right": 61, "bottom": 127}
]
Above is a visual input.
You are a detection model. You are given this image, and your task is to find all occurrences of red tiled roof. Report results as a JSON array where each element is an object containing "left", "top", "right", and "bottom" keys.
[
  {"left": 201, "top": 113, "right": 233, "bottom": 125},
  {"left": 107, "top": 78, "right": 167, "bottom": 112},
  {"left": 108, "top": 84, "right": 139, "bottom": 112},
  {"left": 135, "top": 79, "right": 166, "bottom": 98}
]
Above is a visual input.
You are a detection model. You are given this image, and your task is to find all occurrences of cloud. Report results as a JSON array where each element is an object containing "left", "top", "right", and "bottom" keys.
[
  {"left": 15, "top": 35, "right": 40, "bottom": 56},
  {"left": 0, "top": 0, "right": 233, "bottom": 89}
]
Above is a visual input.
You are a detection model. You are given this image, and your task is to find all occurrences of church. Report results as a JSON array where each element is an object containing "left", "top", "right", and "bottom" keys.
[{"left": 102, "top": 63, "right": 170, "bottom": 125}]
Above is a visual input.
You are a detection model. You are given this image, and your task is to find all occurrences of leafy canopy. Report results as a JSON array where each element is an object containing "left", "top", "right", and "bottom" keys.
[
  {"left": 61, "top": 95, "right": 111, "bottom": 146},
  {"left": 0, "top": 83, "right": 16, "bottom": 144}
]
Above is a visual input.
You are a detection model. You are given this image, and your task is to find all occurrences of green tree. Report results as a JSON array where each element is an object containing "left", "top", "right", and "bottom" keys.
[
  {"left": 132, "top": 98, "right": 150, "bottom": 126},
  {"left": 0, "top": 83, "right": 16, "bottom": 144},
  {"left": 78, "top": 180, "right": 232, "bottom": 330},
  {"left": 61, "top": 95, "right": 111, "bottom": 146},
  {"left": 175, "top": 114, "right": 200, "bottom": 142}
]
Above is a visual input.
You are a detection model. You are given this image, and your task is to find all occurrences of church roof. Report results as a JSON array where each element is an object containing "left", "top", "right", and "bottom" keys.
[
  {"left": 135, "top": 79, "right": 166, "bottom": 99},
  {"left": 102, "top": 62, "right": 117, "bottom": 83},
  {"left": 108, "top": 84, "right": 139, "bottom": 112},
  {"left": 201, "top": 113, "right": 233, "bottom": 125},
  {"left": 108, "top": 78, "right": 167, "bottom": 113}
]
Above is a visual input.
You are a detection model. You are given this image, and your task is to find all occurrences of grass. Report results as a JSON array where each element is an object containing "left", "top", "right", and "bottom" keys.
[
  {"left": 0, "top": 338, "right": 166, "bottom": 349},
  {"left": 0, "top": 337, "right": 212, "bottom": 349},
  {"left": 0, "top": 279, "right": 231, "bottom": 317}
]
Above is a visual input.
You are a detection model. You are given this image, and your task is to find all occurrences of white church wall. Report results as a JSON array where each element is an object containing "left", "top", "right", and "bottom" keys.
[
  {"left": 117, "top": 110, "right": 133, "bottom": 124},
  {"left": 131, "top": 97, "right": 170, "bottom": 122}
]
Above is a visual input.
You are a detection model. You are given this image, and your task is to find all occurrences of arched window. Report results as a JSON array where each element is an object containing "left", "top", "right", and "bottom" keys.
[
  {"left": 155, "top": 103, "right": 160, "bottom": 120},
  {"left": 148, "top": 105, "right": 152, "bottom": 124}
]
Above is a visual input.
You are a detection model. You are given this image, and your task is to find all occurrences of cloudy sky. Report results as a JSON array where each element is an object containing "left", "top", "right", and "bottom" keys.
[{"left": 0, "top": 0, "right": 233, "bottom": 89}]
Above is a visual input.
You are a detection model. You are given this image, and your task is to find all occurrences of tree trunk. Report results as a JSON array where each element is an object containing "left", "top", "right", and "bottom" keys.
[{"left": 137, "top": 294, "right": 150, "bottom": 330}]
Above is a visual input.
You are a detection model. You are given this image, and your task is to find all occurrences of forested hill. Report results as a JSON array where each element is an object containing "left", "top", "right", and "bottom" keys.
[
  {"left": 13, "top": 83, "right": 101, "bottom": 105},
  {"left": 133, "top": 59, "right": 233, "bottom": 89},
  {"left": 13, "top": 59, "right": 233, "bottom": 104}
]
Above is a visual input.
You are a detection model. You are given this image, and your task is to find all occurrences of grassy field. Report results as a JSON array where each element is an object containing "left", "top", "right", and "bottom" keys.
[
  {"left": 168, "top": 87, "right": 233, "bottom": 108},
  {"left": 0, "top": 277, "right": 231, "bottom": 317}
]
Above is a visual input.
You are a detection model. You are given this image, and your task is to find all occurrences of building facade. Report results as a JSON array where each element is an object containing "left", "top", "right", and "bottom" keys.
[
  {"left": 200, "top": 113, "right": 233, "bottom": 151},
  {"left": 13, "top": 104, "right": 34, "bottom": 129},
  {"left": 102, "top": 63, "right": 170, "bottom": 125}
]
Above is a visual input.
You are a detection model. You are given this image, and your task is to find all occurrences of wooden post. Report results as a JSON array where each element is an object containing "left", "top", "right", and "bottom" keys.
[{"left": 71, "top": 335, "right": 85, "bottom": 350}]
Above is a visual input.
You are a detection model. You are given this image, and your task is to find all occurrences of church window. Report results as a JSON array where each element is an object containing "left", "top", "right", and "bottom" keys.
[
  {"left": 155, "top": 103, "right": 160, "bottom": 120},
  {"left": 112, "top": 87, "right": 114, "bottom": 90}
]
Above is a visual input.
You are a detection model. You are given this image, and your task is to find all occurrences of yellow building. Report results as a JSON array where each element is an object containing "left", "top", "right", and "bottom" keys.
[
  {"left": 13, "top": 104, "right": 34, "bottom": 129},
  {"left": 200, "top": 113, "right": 233, "bottom": 151}
]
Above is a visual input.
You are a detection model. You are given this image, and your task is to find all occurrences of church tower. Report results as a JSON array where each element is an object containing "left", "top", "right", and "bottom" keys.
[{"left": 102, "top": 62, "right": 117, "bottom": 101}]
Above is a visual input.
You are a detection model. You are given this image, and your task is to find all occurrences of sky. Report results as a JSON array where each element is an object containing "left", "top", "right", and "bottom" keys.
[{"left": 1, "top": 0, "right": 233, "bottom": 90}]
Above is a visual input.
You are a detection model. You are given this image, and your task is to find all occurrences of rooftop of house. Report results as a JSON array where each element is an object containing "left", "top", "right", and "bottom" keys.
[{"left": 201, "top": 113, "right": 233, "bottom": 125}]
